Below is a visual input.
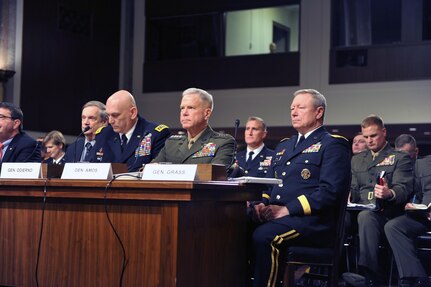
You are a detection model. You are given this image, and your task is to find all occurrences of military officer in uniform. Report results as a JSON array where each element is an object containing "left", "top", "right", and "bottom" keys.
[
  {"left": 96, "top": 90, "right": 171, "bottom": 172},
  {"left": 152, "top": 87, "right": 235, "bottom": 167},
  {"left": 250, "top": 89, "right": 351, "bottom": 287},
  {"left": 384, "top": 156, "right": 431, "bottom": 287},
  {"left": 343, "top": 115, "right": 414, "bottom": 287},
  {"left": 232, "top": 116, "right": 274, "bottom": 178},
  {"left": 66, "top": 101, "right": 108, "bottom": 162}
]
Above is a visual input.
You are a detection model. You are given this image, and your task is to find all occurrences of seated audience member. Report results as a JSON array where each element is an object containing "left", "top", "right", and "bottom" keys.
[
  {"left": 395, "top": 133, "right": 419, "bottom": 162},
  {"left": 344, "top": 115, "right": 414, "bottom": 287},
  {"left": 352, "top": 132, "right": 367, "bottom": 155},
  {"left": 250, "top": 89, "right": 351, "bottom": 287},
  {"left": 66, "top": 101, "right": 108, "bottom": 162},
  {"left": 152, "top": 88, "right": 235, "bottom": 167},
  {"left": 385, "top": 155, "right": 431, "bottom": 287},
  {"left": 232, "top": 116, "right": 274, "bottom": 178},
  {"left": 99, "top": 90, "right": 170, "bottom": 171},
  {"left": 43, "top": 130, "right": 66, "bottom": 164},
  {"left": 0, "top": 102, "right": 41, "bottom": 163}
]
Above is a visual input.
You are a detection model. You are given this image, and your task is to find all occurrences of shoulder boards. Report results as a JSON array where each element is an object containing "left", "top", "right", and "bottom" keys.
[
  {"left": 168, "top": 134, "right": 185, "bottom": 140},
  {"left": 331, "top": 134, "right": 348, "bottom": 141},
  {"left": 95, "top": 126, "right": 105, "bottom": 135},
  {"left": 154, "top": 124, "right": 169, "bottom": 132},
  {"left": 280, "top": 137, "right": 289, "bottom": 142}
]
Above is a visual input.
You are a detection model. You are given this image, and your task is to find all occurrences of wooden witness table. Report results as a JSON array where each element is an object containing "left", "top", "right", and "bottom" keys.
[{"left": 0, "top": 178, "right": 262, "bottom": 287}]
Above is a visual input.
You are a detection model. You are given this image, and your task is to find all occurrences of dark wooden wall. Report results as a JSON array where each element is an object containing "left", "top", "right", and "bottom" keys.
[{"left": 20, "top": 0, "right": 121, "bottom": 135}]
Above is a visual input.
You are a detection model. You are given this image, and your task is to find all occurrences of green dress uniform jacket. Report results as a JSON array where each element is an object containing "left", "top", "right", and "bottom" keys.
[
  {"left": 152, "top": 126, "right": 235, "bottom": 167},
  {"left": 350, "top": 143, "right": 414, "bottom": 218}
]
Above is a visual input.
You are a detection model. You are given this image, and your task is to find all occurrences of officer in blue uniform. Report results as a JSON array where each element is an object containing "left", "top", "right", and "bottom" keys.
[
  {"left": 233, "top": 116, "right": 274, "bottom": 178},
  {"left": 65, "top": 101, "right": 108, "bottom": 162},
  {"left": 251, "top": 89, "right": 351, "bottom": 287},
  {"left": 98, "top": 90, "right": 170, "bottom": 172}
]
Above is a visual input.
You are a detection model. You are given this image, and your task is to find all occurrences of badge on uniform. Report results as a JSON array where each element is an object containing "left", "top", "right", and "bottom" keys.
[
  {"left": 301, "top": 168, "right": 311, "bottom": 179},
  {"left": 192, "top": 142, "right": 216, "bottom": 158},
  {"left": 96, "top": 148, "right": 104, "bottom": 162},
  {"left": 260, "top": 156, "right": 272, "bottom": 167},
  {"left": 302, "top": 142, "right": 321, "bottom": 153},
  {"left": 376, "top": 154, "right": 395, "bottom": 166},
  {"left": 276, "top": 149, "right": 285, "bottom": 156},
  {"left": 135, "top": 133, "right": 152, "bottom": 157}
]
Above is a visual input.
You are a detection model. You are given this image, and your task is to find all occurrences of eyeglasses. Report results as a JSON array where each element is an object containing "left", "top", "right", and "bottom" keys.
[{"left": 0, "top": 114, "right": 14, "bottom": 120}]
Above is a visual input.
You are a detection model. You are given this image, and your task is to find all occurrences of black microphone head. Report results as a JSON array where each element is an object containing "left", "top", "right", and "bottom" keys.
[
  {"left": 83, "top": 126, "right": 91, "bottom": 133},
  {"left": 235, "top": 119, "right": 240, "bottom": 127}
]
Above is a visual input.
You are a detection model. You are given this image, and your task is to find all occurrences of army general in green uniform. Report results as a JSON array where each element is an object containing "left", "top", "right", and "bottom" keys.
[{"left": 152, "top": 88, "right": 235, "bottom": 167}]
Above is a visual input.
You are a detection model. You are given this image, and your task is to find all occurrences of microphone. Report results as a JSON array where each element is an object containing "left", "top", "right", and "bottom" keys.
[
  {"left": 23, "top": 140, "right": 42, "bottom": 162},
  {"left": 227, "top": 119, "right": 240, "bottom": 176},
  {"left": 73, "top": 126, "right": 91, "bottom": 162}
]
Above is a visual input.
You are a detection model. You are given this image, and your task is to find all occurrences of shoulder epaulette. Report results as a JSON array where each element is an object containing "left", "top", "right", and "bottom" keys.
[
  {"left": 280, "top": 137, "right": 289, "bottom": 142},
  {"left": 95, "top": 126, "right": 105, "bottom": 135},
  {"left": 331, "top": 134, "right": 348, "bottom": 141},
  {"left": 155, "top": 124, "right": 169, "bottom": 132}
]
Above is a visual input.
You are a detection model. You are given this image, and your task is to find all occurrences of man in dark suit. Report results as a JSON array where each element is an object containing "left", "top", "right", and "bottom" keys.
[
  {"left": 152, "top": 87, "right": 235, "bottom": 167},
  {"left": 101, "top": 90, "right": 170, "bottom": 172},
  {"left": 233, "top": 116, "right": 274, "bottom": 177},
  {"left": 251, "top": 89, "right": 351, "bottom": 287},
  {"left": 344, "top": 115, "right": 414, "bottom": 287},
  {"left": 65, "top": 101, "right": 108, "bottom": 162},
  {"left": 0, "top": 102, "right": 40, "bottom": 163},
  {"left": 384, "top": 156, "right": 431, "bottom": 287}
]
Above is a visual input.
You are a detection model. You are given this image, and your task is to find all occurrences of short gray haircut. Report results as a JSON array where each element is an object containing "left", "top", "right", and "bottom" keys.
[
  {"left": 82, "top": 100, "right": 108, "bottom": 122},
  {"left": 395, "top": 134, "right": 417, "bottom": 149},
  {"left": 247, "top": 116, "right": 267, "bottom": 132},
  {"left": 293, "top": 89, "right": 327, "bottom": 110},
  {"left": 182, "top": 87, "right": 214, "bottom": 111}
]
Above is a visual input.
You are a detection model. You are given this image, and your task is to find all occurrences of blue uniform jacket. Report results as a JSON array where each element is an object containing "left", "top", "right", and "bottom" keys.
[
  {"left": 263, "top": 127, "right": 351, "bottom": 243},
  {"left": 1, "top": 132, "right": 41, "bottom": 163},
  {"left": 94, "top": 116, "right": 170, "bottom": 172},
  {"left": 235, "top": 146, "right": 274, "bottom": 177}
]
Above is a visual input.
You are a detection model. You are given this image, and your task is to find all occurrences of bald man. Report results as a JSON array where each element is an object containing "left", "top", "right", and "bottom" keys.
[{"left": 94, "top": 90, "right": 170, "bottom": 172}]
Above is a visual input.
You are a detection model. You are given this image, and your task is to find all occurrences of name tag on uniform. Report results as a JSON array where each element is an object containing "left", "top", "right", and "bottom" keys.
[
  {"left": 142, "top": 164, "right": 197, "bottom": 181},
  {"left": 61, "top": 163, "right": 113, "bottom": 180},
  {"left": 0, "top": 162, "right": 42, "bottom": 179}
]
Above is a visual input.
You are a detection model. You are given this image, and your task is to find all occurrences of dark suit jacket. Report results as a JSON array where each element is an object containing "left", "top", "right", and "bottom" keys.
[
  {"left": 95, "top": 116, "right": 171, "bottom": 172},
  {"left": 152, "top": 126, "right": 235, "bottom": 167},
  {"left": 1, "top": 132, "right": 41, "bottom": 163},
  {"left": 350, "top": 143, "right": 414, "bottom": 218},
  {"left": 234, "top": 145, "right": 274, "bottom": 177},
  {"left": 65, "top": 138, "right": 86, "bottom": 163},
  {"left": 262, "top": 127, "right": 351, "bottom": 245}
]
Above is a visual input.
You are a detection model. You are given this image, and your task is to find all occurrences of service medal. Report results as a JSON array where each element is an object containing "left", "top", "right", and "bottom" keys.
[{"left": 301, "top": 168, "right": 311, "bottom": 179}]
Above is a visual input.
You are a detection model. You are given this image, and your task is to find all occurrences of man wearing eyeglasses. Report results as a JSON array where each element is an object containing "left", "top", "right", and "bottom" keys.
[{"left": 0, "top": 102, "right": 41, "bottom": 163}]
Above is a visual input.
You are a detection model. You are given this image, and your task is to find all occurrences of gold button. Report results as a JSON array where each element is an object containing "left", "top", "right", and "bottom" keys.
[
  {"left": 276, "top": 195, "right": 281, "bottom": 200},
  {"left": 282, "top": 172, "right": 286, "bottom": 176},
  {"left": 286, "top": 162, "right": 291, "bottom": 165}
]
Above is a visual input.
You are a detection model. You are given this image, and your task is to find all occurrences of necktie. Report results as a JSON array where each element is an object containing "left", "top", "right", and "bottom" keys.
[
  {"left": 295, "top": 135, "right": 304, "bottom": 150},
  {"left": 83, "top": 142, "right": 92, "bottom": 161},
  {"left": 121, "top": 135, "right": 128, "bottom": 152},
  {"left": 246, "top": 151, "right": 254, "bottom": 166},
  {"left": 0, "top": 142, "right": 3, "bottom": 161},
  {"left": 188, "top": 140, "right": 194, "bottom": 149}
]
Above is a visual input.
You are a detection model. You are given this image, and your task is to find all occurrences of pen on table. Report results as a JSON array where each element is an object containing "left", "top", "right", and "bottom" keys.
[{"left": 411, "top": 194, "right": 416, "bottom": 203}]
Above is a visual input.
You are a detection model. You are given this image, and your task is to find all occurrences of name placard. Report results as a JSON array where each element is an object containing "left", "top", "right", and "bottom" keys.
[
  {"left": 142, "top": 164, "right": 197, "bottom": 181},
  {"left": 0, "top": 162, "right": 42, "bottom": 179},
  {"left": 61, "top": 163, "right": 113, "bottom": 180}
]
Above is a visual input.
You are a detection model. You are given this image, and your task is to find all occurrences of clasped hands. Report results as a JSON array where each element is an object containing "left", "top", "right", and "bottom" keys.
[{"left": 252, "top": 203, "right": 289, "bottom": 223}]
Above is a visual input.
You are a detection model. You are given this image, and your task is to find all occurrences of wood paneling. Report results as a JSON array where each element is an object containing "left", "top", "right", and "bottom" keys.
[{"left": 0, "top": 180, "right": 261, "bottom": 287}]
